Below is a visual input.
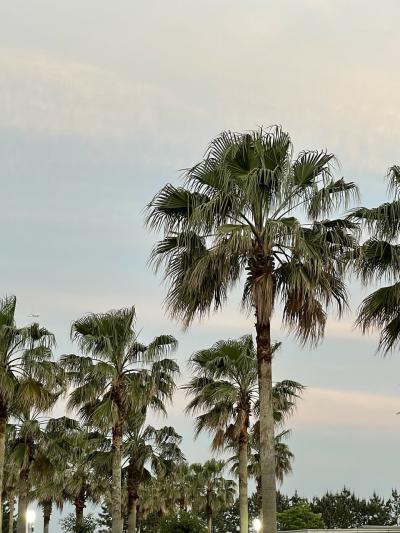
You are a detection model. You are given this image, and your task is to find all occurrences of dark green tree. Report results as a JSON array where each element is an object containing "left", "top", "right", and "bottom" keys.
[
  {"left": 312, "top": 488, "right": 365, "bottom": 528},
  {"left": 278, "top": 505, "right": 324, "bottom": 530},
  {"left": 60, "top": 513, "right": 97, "bottom": 533},
  {"left": 159, "top": 512, "right": 207, "bottom": 533}
]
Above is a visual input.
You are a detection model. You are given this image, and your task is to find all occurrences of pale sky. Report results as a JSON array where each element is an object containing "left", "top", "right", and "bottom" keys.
[{"left": 2, "top": 1, "right": 400, "bottom": 530}]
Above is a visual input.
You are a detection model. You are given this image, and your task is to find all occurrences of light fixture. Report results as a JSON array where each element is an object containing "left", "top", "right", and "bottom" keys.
[
  {"left": 253, "top": 517, "right": 262, "bottom": 532},
  {"left": 26, "top": 510, "right": 36, "bottom": 524}
]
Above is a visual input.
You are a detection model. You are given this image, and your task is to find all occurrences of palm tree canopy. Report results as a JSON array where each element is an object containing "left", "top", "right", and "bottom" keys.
[
  {"left": 62, "top": 306, "right": 179, "bottom": 430},
  {"left": 147, "top": 127, "right": 358, "bottom": 344},
  {"left": 0, "top": 295, "right": 58, "bottom": 411},
  {"left": 190, "top": 459, "right": 236, "bottom": 515},
  {"left": 350, "top": 165, "right": 400, "bottom": 353},
  {"left": 123, "top": 408, "right": 185, "bottom": 481},
  {"left": 185, "top": 335, "right": 304, "bottom": 450}
]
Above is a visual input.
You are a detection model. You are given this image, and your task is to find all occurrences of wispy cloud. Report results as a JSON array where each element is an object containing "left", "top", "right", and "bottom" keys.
[
  {"left": 293, "top": 387, "right": 400, "bottom": 431},
  {"left": 0, "top": 48, "right": 200, "bottom": 141}
]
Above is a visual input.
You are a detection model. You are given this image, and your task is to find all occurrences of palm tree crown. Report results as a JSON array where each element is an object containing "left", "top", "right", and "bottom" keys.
[{"left": 350, "top": 165, "right": 400, "bottom": 353}]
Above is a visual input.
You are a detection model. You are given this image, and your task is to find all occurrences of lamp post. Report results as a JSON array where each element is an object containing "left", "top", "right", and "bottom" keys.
[
  {"left": 253, "top": 518, "right": 262, "bottom": 532},
  {"left": 26, "top": 509, "right": 35, "bottom": 533}
]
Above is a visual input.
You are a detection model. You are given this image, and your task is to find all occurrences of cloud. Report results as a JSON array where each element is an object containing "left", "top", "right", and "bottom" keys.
[
  {"left": 293, "top": 387, "right": 400, "bottom": 431},
  {"left": 0, "top": 48, "right": 200, "bottom": 141}
]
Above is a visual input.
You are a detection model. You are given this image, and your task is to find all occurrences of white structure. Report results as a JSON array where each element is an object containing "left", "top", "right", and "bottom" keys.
[{"left": 281, "top": 528, "right": 400, "bottom": 533}]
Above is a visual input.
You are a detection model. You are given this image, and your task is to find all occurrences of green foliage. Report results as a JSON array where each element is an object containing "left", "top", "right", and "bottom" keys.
[
  {"left": 97, "top": 503, "right": 112, "bottom": 532},
  {"left": 276, "top": 488, "right": 400, "bottom": 529},
  {"left": 213, "top": 497, "right": 259, "bottom": 532},
  {"left": 2, "top": 502, "right": 16, "bottom": 533},
  {"left": 159, "top": 512, "right": 207, "bottom": 533},
  {"left": 351, "top": 165, "right": 400, "bottom": 353},
  {"left": 278, "top": 504, "right": 324, "bottom": 530},
  {"left": 60, "top": 513, "right": 97, "bottom": 533}
]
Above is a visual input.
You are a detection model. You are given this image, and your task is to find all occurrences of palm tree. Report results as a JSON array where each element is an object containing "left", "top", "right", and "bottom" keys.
[
  {"left": 185, "top": 335, "right": 257, "bottom": 533},
  {"left": 123, "top": 409, "right": 184, "bottom": 533},
  {"left": 0, "top": 295, "right": 56, "bottom": 532},
  {"left": 350, "top": 165, "right": 400, "bottom": 352},
  {"left": 62, "top": 306, "right": 179, "bottom": 533},
  {"left": 33, "top": 417, "right": 81, "bottom": 533},
  {"left": 52, "top": 422, "right": 109, "bottom": 531},
  {"left": 8, "top": 410, "right": 49, "bottom": 533},
  {"left": 191, "top": 460, "right": 236, "bottom": 533},
  {"left": 184, "top": 336, "right": 304, "bottom": 533},
  {"left": 147, "top": 128, "right": 357, "bottom": 532}
]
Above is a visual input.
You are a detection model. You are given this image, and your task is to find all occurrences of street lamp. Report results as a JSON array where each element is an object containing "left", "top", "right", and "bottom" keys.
[
  {"left": 253, "top": 518, "right": 262, "bottom": 532},
  {"left": 26, "top": 509, "right": 35, "bottom": 533}
]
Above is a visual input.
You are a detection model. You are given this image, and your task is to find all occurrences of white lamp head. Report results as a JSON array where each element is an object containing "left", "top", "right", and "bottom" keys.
[
  {"left": 253, "top": 517, "right": 262, "bottom": 532},
  {"left": 26, "top": 509, "right": 36, "bottom": 524}
]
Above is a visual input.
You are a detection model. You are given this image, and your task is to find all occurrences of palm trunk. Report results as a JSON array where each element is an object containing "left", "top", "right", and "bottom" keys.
[
  {"left": 112, "top": 419, "right": 123, "bottom": 533},
  {"left": 127, "top": 465, "right": 139, "bottom": 533},
  {"left": 16, "top": 469, "right": 29, "bottom": 533},
  {"left": 206, "top": 508, "right": 212, "bottom": 533},
  {"left": 256, "top": 319, "right": 277, "bottom": 533},
  {"left": 137, "top": 506, "right": 142, "bottom": 533},
  {"left": 127, "top": 502, "right": 137, "bottom": 533},
  {"left": 74, "top": 489, "right": 86, "bottom": 531},
  {"left": 256, "top": 475, "right": 262, "bottom": 515},
  {"left": 42, "top": 500, "right": 52, "bottom": 533},
  {"left": 251, "top": 248, "right": 277, "bottom": 533},
  {"left": 8, "top": 496, "right": 15, "bottom": 533},
  {"left": 0, "top": 407, "right": 8, "bottom": 533},
  {"left": 238, "top": 427, "right": 249, "bottom": 533}
]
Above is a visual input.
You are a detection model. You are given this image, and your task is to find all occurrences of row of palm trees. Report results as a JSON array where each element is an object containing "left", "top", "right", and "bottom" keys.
[
  {"left": 0, "top": 295, "right": 302, "bottom": 533},
  {"left": 2, "top": 127, "right": 397, "bottom": 533},
  {"left": 146, "top": 126, "right": 400, "bottom": 532}
]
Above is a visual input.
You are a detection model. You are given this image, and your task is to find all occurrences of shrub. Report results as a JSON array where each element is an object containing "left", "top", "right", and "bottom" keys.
[
  {"left": 159, "top": 512, "right": 207, "bottom": 533},
  {"left": 278, "top": 504, "right": 324, "bottom": 530}
]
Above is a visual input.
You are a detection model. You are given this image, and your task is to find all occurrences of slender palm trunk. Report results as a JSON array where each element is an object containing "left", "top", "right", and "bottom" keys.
[
  {"left": 256, "top": 476, "right": 262, "bottom": 515},
  {"left": 252, "top": 249, "right": 277, "bottom": 533},
  {"left": 127, "top": 502, "right": 137, "bottom": 533},
  {"left": 127, "top": 465, "right": 139, "bottom": 533},
  {"left": 74, "top": 490, "right": 85, "bottom": 531},
  {"left": 42, "top": 500, "right": 52, "bottom": 533},
  {"left": 8, "top": 496, "right": 15, "bottom": 533},
  {"left": 0, "top": 406, "right": 8, "bottom": 533},
  {"left": 16, "top": 469, "right": 29, "bottom": 533},
  {"left": 256, "top": 319, "right": 277, "bottom": 533},
  {"left": 238, "top": 426, "right": 249, "bottom": 533},
  {"left": 206, "top": 507, "right": 212, "bottom": 533},
  {"left": 112, "top": 419, "right": 123, "bottom": 533},
  {"left": 137, "top": 506, "right": 142, "bottom": 533}
]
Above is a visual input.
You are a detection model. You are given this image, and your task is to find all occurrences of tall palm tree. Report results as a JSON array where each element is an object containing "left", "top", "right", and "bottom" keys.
[
  {"left": 62, "top": 306, "right": 179, "bottom": 533},
  {"left": 185, "top": 336, "right": 303, "bottom": 533},
  {"left": 123, "top": 409, "right": 184, "bottom": 533},
  {"left": 147, "top": 128, "right": 357, "bottom": 532},
  {"left": 191, "top": 460, "right": 236, "bottom": 533},
  {"left": 350, "top": 165, "right": 400, "bottom": 352},
  {"left": 0, "top": 295, "right": 56, "bottom": 532}
]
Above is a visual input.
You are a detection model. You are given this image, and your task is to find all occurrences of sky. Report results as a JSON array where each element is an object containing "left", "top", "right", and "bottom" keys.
[{"left": 2, "top": 0, "right": 400, "bottom": 530}]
